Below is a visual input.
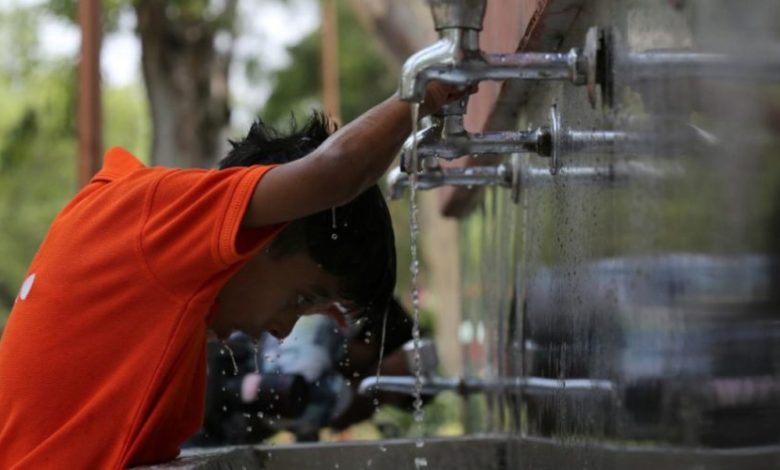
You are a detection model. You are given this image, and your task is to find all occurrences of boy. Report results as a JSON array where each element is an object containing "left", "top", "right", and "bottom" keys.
[{"left": 0, "top": 84, "right": 461, "bottom": 468}]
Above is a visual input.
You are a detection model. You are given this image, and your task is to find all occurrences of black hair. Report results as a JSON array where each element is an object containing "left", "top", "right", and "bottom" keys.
[{"left": 219, "top": 112, "right": 396, "bottom": 317}]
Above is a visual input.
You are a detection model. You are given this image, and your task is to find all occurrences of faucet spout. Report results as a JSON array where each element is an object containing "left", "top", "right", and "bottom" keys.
[{"left": 399, "top": 28, "right": 481, "bottom": 102}]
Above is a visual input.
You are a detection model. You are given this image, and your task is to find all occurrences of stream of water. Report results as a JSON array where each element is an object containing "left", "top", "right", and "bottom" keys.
[
  {"left": 408, "top": 103, "right": 426, "bottom": 452},
  {"left": 220, "top": 341, "right": 239, "bottom": 376}
]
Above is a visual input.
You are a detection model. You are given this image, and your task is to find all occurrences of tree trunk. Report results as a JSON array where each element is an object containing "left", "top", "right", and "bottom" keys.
[{"left": 134, "top": 0, "right": 236, "bottom": 168}]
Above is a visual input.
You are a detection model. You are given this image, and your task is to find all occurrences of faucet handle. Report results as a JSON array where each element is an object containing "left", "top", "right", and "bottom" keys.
[{"left": 402, "top": 338, "right": 439, "bottom": 377}]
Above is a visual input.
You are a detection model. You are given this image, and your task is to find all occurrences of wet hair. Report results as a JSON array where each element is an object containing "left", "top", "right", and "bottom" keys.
[{"left": 219, "top": 112, "right": 396, "bottom": 317}]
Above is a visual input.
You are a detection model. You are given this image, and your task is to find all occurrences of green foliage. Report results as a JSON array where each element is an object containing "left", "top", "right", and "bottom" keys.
[
  {"left": 103, "top": 84, "right": 151, "bottom": 163},
  {"left": 0, "top": 8, "right": 38, "bottom": 78},
  {"left": 0, "top": 59, "right": 78, "bottom": 322},
  {"left": 0, "top": 5, "right": 151, "bottom": 324},
  {"left": 260, "top": 2, "right": 397, "bottom": 126},
  {"left": 374, "top": 391, "right": 464, "bottom": 438},
  {"left": 46, "top": 0, "right": 128, "bottom": 32}
]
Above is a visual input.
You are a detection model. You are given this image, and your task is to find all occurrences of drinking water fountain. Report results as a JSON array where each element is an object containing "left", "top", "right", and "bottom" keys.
[{"left": 392, "top": 0, "right": 780, "bottom": 199}]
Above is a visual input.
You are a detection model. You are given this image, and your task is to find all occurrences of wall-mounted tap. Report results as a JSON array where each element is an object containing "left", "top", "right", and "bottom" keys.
[
  {"left": 400, "top": 104, "right": 719, "bottom": 179},
  {"left": 399, "top": 1, "right": 595, "bottom": 104},
  {"left": 401, "top": 106, "right": 634, "bottom": 176},
  {"left": 401, "top": 8, "right": 780, "bottom": 110},
  {"left": 358, "top": 338, "right": 615, "bottom": 398},
  {"left": 387, "top": 162, "right": 513, "bottom": 201},
  {"left": 389, "top": 155, "right": 681, "bottom": 206}
]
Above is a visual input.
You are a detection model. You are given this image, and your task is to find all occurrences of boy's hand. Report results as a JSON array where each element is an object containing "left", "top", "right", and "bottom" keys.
[{"left": 420, "top": 82, "right": 478, "bottom": 116}]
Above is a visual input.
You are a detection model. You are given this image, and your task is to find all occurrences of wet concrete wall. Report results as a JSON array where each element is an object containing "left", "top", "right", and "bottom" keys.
[{"left": 456, "top": 0, "right": 780, "bottom": 456}]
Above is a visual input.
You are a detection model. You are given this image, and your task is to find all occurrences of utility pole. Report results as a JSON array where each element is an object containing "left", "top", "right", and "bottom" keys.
[
  {"left": 78, "top": 0, "right": 102, "bottom": 187},
  {"left": 321, "top": 0, "right": 340, "bottom": 124}
]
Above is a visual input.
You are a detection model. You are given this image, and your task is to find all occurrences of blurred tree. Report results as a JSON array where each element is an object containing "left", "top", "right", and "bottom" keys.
[
  {"left": 134, "top": 0, "right": 236, "bottom": 167},
  {"left": 0, "top": 5, "right": 149, "bottom": 323},
  {"left": 346, "top": 0, "right": 434, "bottom": 65},
  {"left": 47, "top": 0, "right": 236, "bottom": 168},
  {"left": 261, "top": 1, "right": 396, "bottom": 125}
]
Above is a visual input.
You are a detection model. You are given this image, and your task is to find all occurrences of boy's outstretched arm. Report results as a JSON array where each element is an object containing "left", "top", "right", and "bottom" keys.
[{"left": 242, "top": 83, "right": 465, "bottom": 227}]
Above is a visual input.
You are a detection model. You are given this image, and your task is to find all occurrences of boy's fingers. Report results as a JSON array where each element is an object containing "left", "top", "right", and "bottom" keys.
[{"left": 323, "top": 302, "right": 351, "bottom": 330}]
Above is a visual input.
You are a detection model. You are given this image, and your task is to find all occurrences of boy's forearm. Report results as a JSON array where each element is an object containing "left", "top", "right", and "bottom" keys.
[
  {"left": 241, "top": 85, "right": 463, "bottom": 227},
  {"left": 314, "top": 93, "right": 414, "bottom": 203}
]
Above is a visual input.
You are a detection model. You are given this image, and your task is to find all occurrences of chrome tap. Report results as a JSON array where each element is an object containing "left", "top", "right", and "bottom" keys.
[
  {"left": 358, "top": 338, "right": 615, "bottom": 397},
  {"left": 399, "top": 100, "right": 550, "bottom": 172},
  {"left": 387, "top": 163, "right": 512, "bottom": 200},
  {"left": 399, "top": 104, "right": 719, "bottom": 179},
  {"left": 399, "top": 1, "right": 594, "bottom": 104},
  {"left": 399, "top": 0, "right": 486, "bottom": 103}
]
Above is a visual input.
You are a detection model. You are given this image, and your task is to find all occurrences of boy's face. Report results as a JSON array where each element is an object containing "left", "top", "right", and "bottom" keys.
[{"left": 211, "top": 250, "right": 350, "bottom": 341}]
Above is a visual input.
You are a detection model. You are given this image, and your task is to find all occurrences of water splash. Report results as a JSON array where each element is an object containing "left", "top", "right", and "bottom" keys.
[
  {"left": 372, "top": 306, "right": 390, "bottom": 410},
  {"left": 221, "top": 341, "right": 239, "bottom": 376}
]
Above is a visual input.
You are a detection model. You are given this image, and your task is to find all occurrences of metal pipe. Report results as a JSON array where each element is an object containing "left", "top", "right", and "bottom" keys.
[
  {"left": 411, "top": 129, "right": 549, "bottom": 160},
  {"left": 358, "top": 374, "right": 615, "bottom": 397},
  {"left": 388, "top": 160, "right": 679, "bottom": 200},
  {"left": 481, "top": 50, "right": 582, "bottom": 81},
  {"left": 625, "top": 51, "right": 780, "bottom": 81}
]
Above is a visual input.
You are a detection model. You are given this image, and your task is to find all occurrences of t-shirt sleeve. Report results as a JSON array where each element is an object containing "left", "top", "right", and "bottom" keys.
[{"left": 141, "top": 165, "right": 282, "bottom": 299}]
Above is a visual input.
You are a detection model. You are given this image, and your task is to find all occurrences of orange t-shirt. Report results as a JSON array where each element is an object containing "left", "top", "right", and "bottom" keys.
[{"left": 0, "top": 147, "right": 282, "bottom": 468}]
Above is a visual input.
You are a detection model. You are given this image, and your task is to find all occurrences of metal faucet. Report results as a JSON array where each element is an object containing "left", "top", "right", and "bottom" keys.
[
  {"left": 400, "top": 100, "right": 550, "bottom": 171},
  {"left": 399, "top": 0, "right": 591, "bottom": 103},
  {"left": 400, "top": 6, "right": 780, "bottom": 109},
  {"left": 388, "top": 157, "right": 682, "bottom": 204},
  {"left": 387, "top": 164, "right": 513, "bottom": 201},
  {"left": 396, "top": 104, "right": 719, "bottom": 187},
  {"left": 400, "top": 106, "right": 633, "bottom": 176},
  {"left": 358, "top": 339, "right": 615, "bottom": 398}
]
